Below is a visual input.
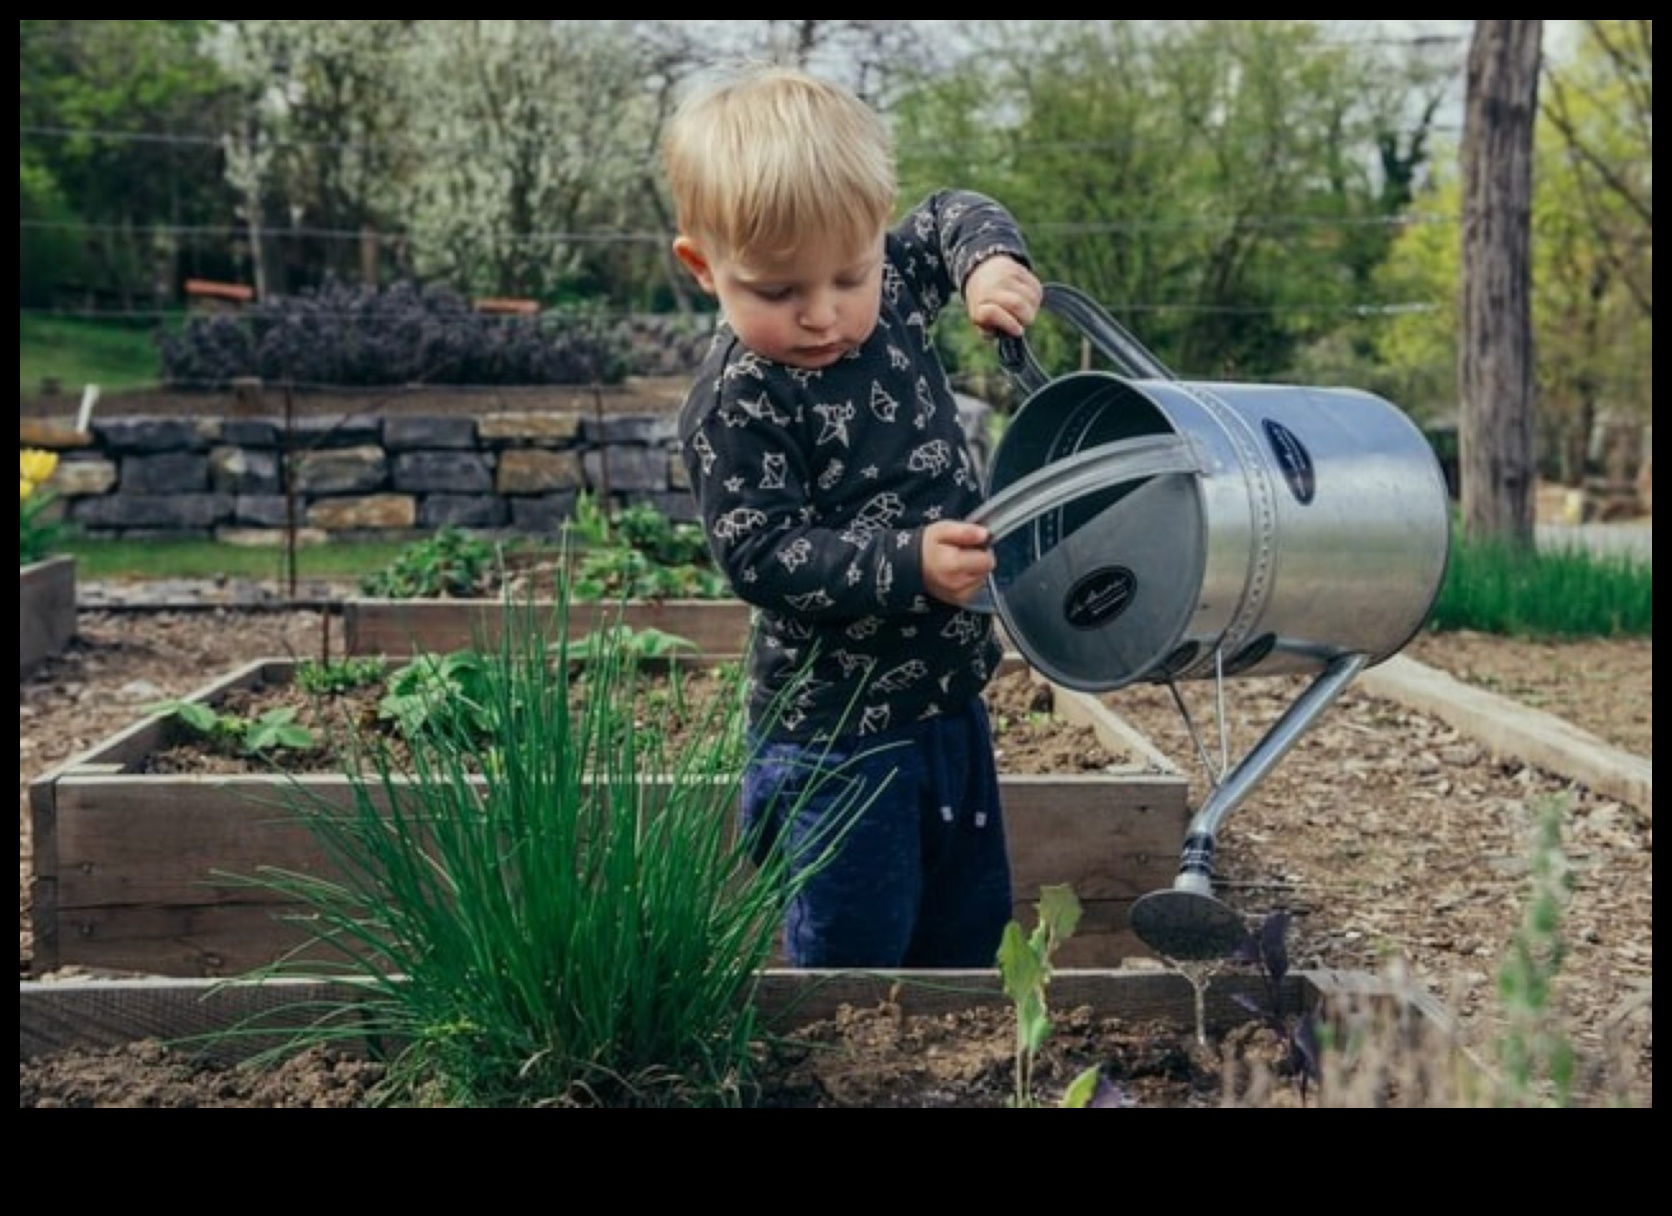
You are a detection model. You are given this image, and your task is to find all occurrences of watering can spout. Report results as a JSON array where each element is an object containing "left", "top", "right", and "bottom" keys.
[{"left": 1130, "top": 652, "right": 1368, "bottom": 961}]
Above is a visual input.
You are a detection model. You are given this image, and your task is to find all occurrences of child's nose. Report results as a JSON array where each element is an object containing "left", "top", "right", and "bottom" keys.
[{"left": 799, "top": 291, "right": 838, "bottom": 331}]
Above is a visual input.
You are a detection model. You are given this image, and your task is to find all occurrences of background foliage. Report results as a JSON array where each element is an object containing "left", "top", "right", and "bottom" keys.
[{"left": 19, "top": 21, "right": 1652, "bottom": 459}]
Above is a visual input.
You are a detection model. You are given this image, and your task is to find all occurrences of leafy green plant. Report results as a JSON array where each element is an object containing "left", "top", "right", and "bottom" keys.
[
  {"left": 996, "top": 884, "right": 1121, "bottom": 1109},
  {"left": 355, "top": 495, "right": 728, "bottom": 603},
  {"left": 571, "top": 545, "right": 730, "bottom": 600},
  {"left": 293, "top": 656, "right": 387, "bottom": 697},
  {"left": 375, "top": 649, "right": 498, "bottom": 743},
  {"left": 20, "top": 448, "right": 65, "bottom": 566},
  {"left": 215, "top": 586, "right": 879, "bottom": 1107},
  {"left": 145, "top": 697, "right": 316, "bottom": 758},
  {"left": 565, "top": 492, "right": 728, "bottom": 601},
  {"left": 565, "top": 488, "right": 614, "bottom": 549},
  {"left": 357, "top": 527, "right": 500, "bottom": 599},
  {"left": 611, "top": 499, "right": 712, "bottom": 568}
]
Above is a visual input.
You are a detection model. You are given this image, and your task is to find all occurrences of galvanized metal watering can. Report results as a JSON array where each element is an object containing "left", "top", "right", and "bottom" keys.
[{"left": 971, "top": 283, "right": 1452, "bottom": 958}]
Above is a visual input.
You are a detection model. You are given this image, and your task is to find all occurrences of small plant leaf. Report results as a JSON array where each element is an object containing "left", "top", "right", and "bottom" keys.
[
  {"left": 1061, "top": 1065, "right": 1105, "bottom": 1109},
  {"left": 997, "top": 921, "right": 1047, "bottom": 1002},
  {"left": 1259, "top": 909, "right": 1291, "bottom": 983},
  {"left": 243, "top": 707, "right": 315, "bottom": 754},
  {"left": 1035, "top": 882, "right": 1083, "bottom": 945},
  {"left": 146, "top": 698, "right": 220, "bottom": 735}
]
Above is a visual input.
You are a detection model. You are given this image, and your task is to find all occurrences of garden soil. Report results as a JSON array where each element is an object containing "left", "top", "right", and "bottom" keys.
[{"left": 20, "top": 606, "right": 1652, "bottom": 1106}]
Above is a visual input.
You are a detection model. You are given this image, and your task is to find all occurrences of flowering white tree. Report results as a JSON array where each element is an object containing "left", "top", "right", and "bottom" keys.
[
  {"left": 398, "top": 20, "right": 662, "bottom": 301},
  {"left": 217, "top": 20, "right": 418, "bottom": 296}
]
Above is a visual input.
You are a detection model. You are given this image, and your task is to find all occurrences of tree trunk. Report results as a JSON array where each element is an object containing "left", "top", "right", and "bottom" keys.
[{"left": 1458, "top": 20, "right": 1543, "bottom": 548}]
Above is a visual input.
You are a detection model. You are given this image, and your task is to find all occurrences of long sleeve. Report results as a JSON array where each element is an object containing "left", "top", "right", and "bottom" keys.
[{"left": 676, "top": 191, "right": 1026, "bottom": 740}]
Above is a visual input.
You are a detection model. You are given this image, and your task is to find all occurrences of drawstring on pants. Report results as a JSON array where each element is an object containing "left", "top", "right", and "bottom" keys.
[{"left": 927, "top": 712, "right": 987, "bottom": 829}]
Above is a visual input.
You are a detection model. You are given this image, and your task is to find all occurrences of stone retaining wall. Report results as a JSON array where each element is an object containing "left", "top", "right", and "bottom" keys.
[
  {"left": 19, "top": 402, "right": 694, "bottom": 542},
  {"left": 20, "top": 387, "right": 994, "bottom": 542}
]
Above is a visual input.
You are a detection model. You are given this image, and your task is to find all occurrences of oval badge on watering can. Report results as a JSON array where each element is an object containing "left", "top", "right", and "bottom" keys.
[
  {"left": 1064, "top": 566, "right": 1136, "bottom": 631},
  {"left": 1262, "top": 418, "right": 1316, "bottom": 505}
]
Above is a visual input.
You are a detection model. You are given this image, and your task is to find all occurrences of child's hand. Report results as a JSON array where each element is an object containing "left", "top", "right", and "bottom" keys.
[
  {"left": 963, "top": 255, "right": 1043, "bottom": 339},
  {"left": 922, "top": 520, "right": 996, "bottom": 607}
]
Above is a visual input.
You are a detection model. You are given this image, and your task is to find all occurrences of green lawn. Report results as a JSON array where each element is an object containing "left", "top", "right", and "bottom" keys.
[
  {"left": 63, "top": 536, "right": 413, "bottom": 582},
  {"left": 20, "top": 314, "right": 176, "bottom": 394}
]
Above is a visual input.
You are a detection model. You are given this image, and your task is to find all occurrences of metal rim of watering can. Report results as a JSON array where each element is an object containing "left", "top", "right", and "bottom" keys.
[{"left": 967, "top": 432, "right": 1203, "bottom": 551}]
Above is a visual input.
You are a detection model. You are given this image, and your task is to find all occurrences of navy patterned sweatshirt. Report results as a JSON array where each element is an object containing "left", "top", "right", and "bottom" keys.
[{"left": 677, "top": 189, "right": 1032, "bottom": 743}]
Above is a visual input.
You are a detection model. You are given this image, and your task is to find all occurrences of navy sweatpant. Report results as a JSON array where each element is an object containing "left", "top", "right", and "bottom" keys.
[{"left": 741, "top": 697, "right": 1013, "bottom": 969}]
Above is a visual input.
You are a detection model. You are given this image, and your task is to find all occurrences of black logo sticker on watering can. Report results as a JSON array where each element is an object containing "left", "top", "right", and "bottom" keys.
[
  {"left": 1262, "top": 419, "right": 1316, "bottom": 505},
  {"left": 1064, "top": 566, "right": 1136, "bottom": 630}
]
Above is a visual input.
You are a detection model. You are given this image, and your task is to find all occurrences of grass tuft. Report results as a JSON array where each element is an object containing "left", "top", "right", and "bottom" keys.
[
  {"left": 206, "top": 581, "right": 878, "bottom": 1106},
  {"left": 1428, "top": 528, "right": 1651, "bottom": 639}
]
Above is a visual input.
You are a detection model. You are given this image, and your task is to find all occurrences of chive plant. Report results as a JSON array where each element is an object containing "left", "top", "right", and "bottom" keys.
[{"left": 226, "top": 584, "right": 879, "bottom": 1107}]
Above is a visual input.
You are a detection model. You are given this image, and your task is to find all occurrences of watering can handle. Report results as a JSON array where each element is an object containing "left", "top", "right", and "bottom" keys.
[
  {"left": 963, "top": 431, "right": 1202, "bottom": 616},
  {"left": 967, "top": 432, "right": 1203, "bottom": 545},
  {"left": 997, "top": 282, "right": 1177, "bottom": 392}
]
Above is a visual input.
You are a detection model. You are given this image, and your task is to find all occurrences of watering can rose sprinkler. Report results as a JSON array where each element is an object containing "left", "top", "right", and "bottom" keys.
[{"left": 970, "top": 284, "right": 1452, "bottom": 960}]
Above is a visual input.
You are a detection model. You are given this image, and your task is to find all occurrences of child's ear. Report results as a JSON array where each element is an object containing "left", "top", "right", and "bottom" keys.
[{"left": 673, "top": 236, "right": 718, "bottom": 294}]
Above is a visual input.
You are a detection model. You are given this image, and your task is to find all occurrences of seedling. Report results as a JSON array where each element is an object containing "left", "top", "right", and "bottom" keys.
[
  {"left": 294, "top": 656, "right": 387, "bottom": 697},
  {"left": 146, "top": 698, "right": 316, "bottom": 758},
  {"left": 996, "top": 884, "right": 1129, "bottom": 1108},
  {"left": 1226, "top": 910, "right": 1322, "bottom": 1096}
]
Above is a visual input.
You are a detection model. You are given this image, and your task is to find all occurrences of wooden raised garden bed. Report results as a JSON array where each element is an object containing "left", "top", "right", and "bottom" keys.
[
  {"left": 20, "top": 556, "right": 76, "bottom": 676},
  {"left": 29, "top": 655, "right": 1188, "bottom": 978},
  {"left": 342, "top": 597, "right": 755, "bottom": 657}
]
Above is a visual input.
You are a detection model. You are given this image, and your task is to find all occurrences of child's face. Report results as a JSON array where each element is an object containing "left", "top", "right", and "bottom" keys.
[{"left": 674, "top": 231, "right": 886, "bottom": 370}]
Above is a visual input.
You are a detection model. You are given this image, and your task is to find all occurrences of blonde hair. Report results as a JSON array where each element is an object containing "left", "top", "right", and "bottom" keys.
[{"left": 662, "top": 64, "right": 896, "bottom": 263}]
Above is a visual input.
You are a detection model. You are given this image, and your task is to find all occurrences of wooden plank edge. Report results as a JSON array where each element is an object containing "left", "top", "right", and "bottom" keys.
[
  {"left": 1359, "top": 655, "right": 1652, "bottom": 817},
  {"left": 21, "top": 967, "right": 1434, "bottom": 1064}
]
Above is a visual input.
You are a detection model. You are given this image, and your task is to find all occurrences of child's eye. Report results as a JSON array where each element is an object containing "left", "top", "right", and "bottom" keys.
[{"left": 755, "top": 287, "right": 793, "bottom": 302}]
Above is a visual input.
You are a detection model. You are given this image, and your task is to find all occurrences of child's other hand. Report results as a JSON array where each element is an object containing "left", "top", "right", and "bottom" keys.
[
  {"left": 922, "top": 520, "right": 996, "bottom": 607},
  {"left": 963, "top": 256, "right": 1042, "bottom": 339}
]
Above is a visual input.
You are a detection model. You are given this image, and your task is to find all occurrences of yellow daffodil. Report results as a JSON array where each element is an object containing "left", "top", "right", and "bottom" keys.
[
  {"left": 20, "top": 448, "right": 64, "bottom": 564},
  {"left": 20, "top": 448, "right": 59, "bottom": 491}
]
